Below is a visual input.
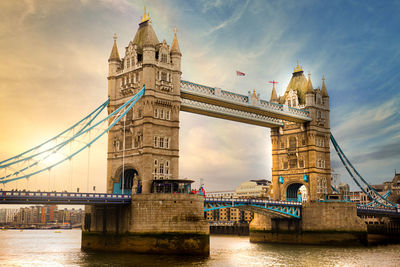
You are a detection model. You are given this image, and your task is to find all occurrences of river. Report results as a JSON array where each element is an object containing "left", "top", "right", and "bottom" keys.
[{"left": 0, "top": 230, "right": 399, "bottom": 266}]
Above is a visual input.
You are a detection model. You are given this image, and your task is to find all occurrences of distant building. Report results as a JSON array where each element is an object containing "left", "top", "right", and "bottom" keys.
[
  {"left": 206, "top": 191, "right": 236, "bottom": 198},
  {"left": 235, "top": 179, "right": 271, "bottom": 199}
]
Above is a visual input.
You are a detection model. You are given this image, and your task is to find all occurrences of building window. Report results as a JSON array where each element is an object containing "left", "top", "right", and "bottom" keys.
[
  {"left": 126, "top": 58, "right": 130, "bottom": 68},
  {"left": 161, "top": 72, "right": 167, "bottom": 81},
  {"left": 290, "top": 159, "right": 297, "bottom": 169},
  {"left": 299, "top": 158, "right": 305, "bottom": 168},
  {"left": 154, "top": 109, "right": 158, "bottom": 118},
  {"left": 165, "top": 138, "right": 169, "bottom": 149},
  {"left": 159, "top": 137, "right": 164, "bottom": 148},
  {"left": 161, "top": 54, "right": 167, "bottom": 63},
  {"left": 317, "top": 177, "right": 327, "bottom": 195},
  {"left": 159, "top": 164, "right": 164, "bottom": 174},
  {"left": 160, "top": 110, "right": 164, "bottom": 119},
  {"left": 289, "top": 137, "right": 296, "bottom": 149},
  {"left": 302, "top": 139, "right": 306, "bottom": 146},
  {"left": 154, "top": 136, "right": 158, "bottom": 147},
  {"left": 166, "top": 110, "right": 170, "bottom": 120},
  {"left": 131, "top": 57, "right": 134, "bottom": 67},
  {"left": 283, "top": 160, "right": 288, "bottom": 170}
]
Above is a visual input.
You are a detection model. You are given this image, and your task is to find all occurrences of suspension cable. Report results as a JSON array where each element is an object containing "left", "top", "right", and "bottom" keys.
[
  {"left": 0, "top": 86, "right": 144, "bottom": 185},
  {"left": 330, "top": 133, "right": 395, "bottom": 208}
]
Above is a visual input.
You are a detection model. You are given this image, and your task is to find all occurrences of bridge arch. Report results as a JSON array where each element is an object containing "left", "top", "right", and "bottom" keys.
[
  {"left": 285, "top": 182, "right": 308, "bottom": 202},
  {"left": 113, "top": 164, "right": 141, "bottom": 194}
]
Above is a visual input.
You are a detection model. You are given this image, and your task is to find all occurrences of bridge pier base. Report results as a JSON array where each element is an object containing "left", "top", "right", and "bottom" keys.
[
  {"left": 81, "top": 194, "right": 209, "bottom": 255},
  {"left": 250, "top": 202, "right": 367, "bottom": 245}
]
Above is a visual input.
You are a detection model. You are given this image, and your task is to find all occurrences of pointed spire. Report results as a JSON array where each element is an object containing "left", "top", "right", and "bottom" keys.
[
  {"left": 170, "top": 26, "right": 181, "bottom": 55},
  {"left": 270, "top": 82, "right": 278, "bottom": 103},
  {"left": 108, "top": 33, "right": 120, "bottom": 62},
  {"left": 306, "top": 72, "right": 314, "bottom": 93},
  {"left": 321, "top": 75, "right": 328, "bottom": 97}
]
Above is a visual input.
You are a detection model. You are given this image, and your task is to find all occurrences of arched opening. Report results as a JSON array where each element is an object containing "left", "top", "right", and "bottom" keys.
[
  {"left": 120, "top": 169, "right": 137, "bottom": 191},
  {"left": 286, "top": 183, "right": 307, "bottom": 202},
  {"left": 113, "top": 168, "right": 140, "bottom": 194}
]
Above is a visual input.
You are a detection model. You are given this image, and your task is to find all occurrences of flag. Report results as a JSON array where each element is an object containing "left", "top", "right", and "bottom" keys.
[{"left": 236, "top": 70, "right": 245, "bottom": 76}]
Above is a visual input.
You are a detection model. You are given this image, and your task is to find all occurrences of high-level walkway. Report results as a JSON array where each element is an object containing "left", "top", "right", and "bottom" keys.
[{"left": 180, "top": 80, "right": 312, "bottom": 127}]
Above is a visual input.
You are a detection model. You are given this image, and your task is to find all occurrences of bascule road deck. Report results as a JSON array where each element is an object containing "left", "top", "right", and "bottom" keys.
[{"left": 180, "top": 80, "right": 312, "bottom": 127}]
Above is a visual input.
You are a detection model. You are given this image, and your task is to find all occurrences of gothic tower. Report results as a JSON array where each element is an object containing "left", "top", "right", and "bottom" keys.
[
  {"left": 270, "top": 63, "right": 331, "bottom": 201},
  {"left": 106, "top": 11, "right": 182, "bottom": 194}
]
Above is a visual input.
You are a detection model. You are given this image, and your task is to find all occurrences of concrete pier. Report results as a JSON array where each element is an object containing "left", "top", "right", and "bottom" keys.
[
  {"left": 250, "top": 202, "right": 367, "bottom": 245},
  {"left": 81, "top": 194, "right": 209, "bottom": 255}
]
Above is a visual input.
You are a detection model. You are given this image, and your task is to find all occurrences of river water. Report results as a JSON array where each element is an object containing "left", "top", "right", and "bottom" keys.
[{"left": 0, "top": 229, "right": 399, "bottom": 266}]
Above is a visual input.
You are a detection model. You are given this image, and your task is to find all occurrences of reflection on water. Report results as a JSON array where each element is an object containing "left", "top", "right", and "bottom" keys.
[{"left": 0, "top": 230, "right": 399, "bottom": 266}]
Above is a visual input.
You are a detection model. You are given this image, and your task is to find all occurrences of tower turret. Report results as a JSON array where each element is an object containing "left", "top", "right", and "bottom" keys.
[
  {"left": 270, "top": 82, "right": 279, "bottom": 103},
  {"left": 321, "top": 76, "right": 328, "bottom": 97},
  {"left": 170, "top": 27, "right": 182, "bottom": 71},
  {"left": 108, "top": 33, "right": 121, "bottom": 76}
]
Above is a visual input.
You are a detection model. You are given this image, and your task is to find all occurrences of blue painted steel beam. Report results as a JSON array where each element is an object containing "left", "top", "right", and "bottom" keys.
[{"left": 204, "top": 198, "right": 302, "bottom": 218}]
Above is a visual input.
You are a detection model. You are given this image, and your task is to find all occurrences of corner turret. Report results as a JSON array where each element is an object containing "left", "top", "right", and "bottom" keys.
[
  {"left": 321, "top": 76, "right": 328, "bottom": 97},
  {"left": 170, "top": 27, "right": 182, "bottom": 71},
  {"left": 108, "top": 33, "right": 121, "bottom": 76},
  {"left": 270, "top": 83, "right": 279, "bottom": 103}
]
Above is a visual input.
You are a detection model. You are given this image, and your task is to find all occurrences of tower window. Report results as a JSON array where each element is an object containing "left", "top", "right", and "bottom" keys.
[
  {"left": 159, "top": 164, "right": 164, "bottom": 174},
  {"left": 154, "top": 109, "right": 158, "bottom": 118},
  {"left": 161, "top": 72, "right": 167, "bottom": 81},
  {"left": 299, "top": 158, "right": 305, "bottom": 168},
  {"left": 165, "top": 138, "right": 169, "bottom": 149},
  {"left": 159, "top": 138, "right": 164, "bottom": 148},
  {"left": 289, "top": 137, "right": 297, "bottom": 149},
  {"left": 166, "top": 110, "right": 170, "bottom": 120},
  {"left": 154, "top": 136, "right": 158, "bottom": 147},
  {"left": 290, "top": 159, "right": 297, "bottom": 169},
  {"left": 160, "top": 110, "right": 164, "bottom": 119},
  {"left": 161, "top": 54, "right": 167, "bottom": 63}
]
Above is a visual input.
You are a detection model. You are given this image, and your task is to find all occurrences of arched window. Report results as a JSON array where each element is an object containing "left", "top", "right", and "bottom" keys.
[
  {"left": 290, "top": 158, "right": 297, "bottom": 169},
  {"left": 299, "top": 157, "right": 305, "bottom": 168},
  {"left": 161, "top": 53, "right": 167, "bottom": 63},
  {"left": 289, "top": 137, "right": 297, "bottom": 149}
]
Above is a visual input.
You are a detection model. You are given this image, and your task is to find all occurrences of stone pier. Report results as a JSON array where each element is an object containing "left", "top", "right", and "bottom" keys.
[
  {"left": 82, "top": 194, "right": 209, "bottom": 255},
  {"left": 250, "top": 202, "right": 367, "bottom": 245}
]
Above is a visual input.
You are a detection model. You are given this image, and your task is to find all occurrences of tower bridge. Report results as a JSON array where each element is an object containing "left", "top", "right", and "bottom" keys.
[{"left": 1, "top": 10, "right": 399, "bottom": 254}]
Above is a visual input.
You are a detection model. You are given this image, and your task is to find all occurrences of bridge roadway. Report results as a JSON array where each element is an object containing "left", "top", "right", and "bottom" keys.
[{"left": 1, "top": 191, "right": 399, "bottom": 218}]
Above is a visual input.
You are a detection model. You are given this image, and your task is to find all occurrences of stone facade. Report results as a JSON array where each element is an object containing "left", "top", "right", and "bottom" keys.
[
  {"left": 82, "top": 12, "right": 209, "bottom": 255},
  {"left": 270, "top": 64, "right": 331, "bottom": 201},
  {"left": 249, "top": 202, "right": 367, "bottom": 245},
  {"left": 82, "top": 194, "right": 209, "bottom": 254},
  {"left": 107, "top": 15, "right": 182, "bottom": 194}
]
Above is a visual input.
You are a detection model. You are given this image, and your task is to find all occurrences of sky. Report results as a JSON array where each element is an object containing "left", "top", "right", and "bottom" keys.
[{"left": 0, "top": 0, "right": 399, "bottom": 193}]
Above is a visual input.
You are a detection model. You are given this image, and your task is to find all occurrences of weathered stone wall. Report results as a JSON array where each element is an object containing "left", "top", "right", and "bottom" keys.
[
  {"left": 130, "top": 194, "right": 209, "bottom": 234},
  {"left": 82, "top": 194, "right": 210, "bottom": 255},
  {"left": 249, "top": 202, "right": 367, "bottom": 245},
  {"left": 301, "top": 202, "right": 366, "bottom": 232}
]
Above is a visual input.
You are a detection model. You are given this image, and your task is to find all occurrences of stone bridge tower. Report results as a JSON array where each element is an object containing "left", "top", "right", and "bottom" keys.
[
  {"left": 107, "top": 12, "right": 182, "bottom": 194},
  {"left": 270, "top": 63, "right": 331, "bottom": 201},
  {"left": 82, "top": 11, "right": 209, "bottom": 255}
]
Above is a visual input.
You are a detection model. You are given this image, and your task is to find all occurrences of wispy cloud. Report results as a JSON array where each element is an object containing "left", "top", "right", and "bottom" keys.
[{"left": 204, "top": 0, "right": 250, "bottom": 36}]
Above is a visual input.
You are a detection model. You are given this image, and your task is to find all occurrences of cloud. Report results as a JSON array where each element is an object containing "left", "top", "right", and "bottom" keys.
[{"left": 204, "top": 0, "right": 250, "bottom": 36}]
